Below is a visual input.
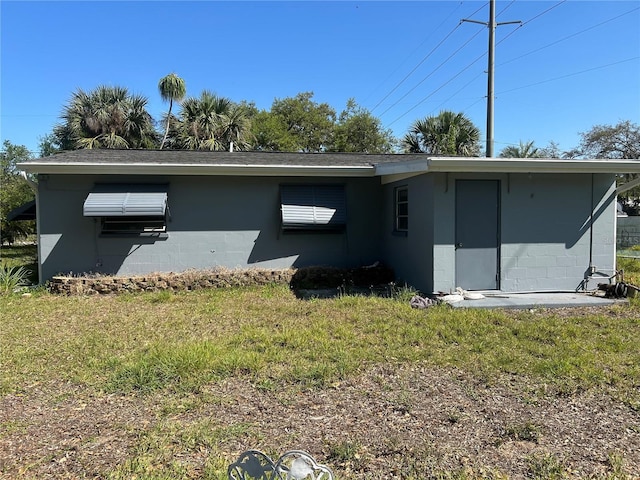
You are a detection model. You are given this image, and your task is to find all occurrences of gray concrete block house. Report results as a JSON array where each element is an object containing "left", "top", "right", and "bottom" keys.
[{"left": 17, "top": 150, "right": 640, "bottom": 294}]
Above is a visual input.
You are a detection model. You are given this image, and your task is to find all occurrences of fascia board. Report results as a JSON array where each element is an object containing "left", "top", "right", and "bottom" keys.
[
  {"left": 374, "top": 157, "right": 640, "bottom": 175},
  {"left": 16, "top": 163, "right": 376, "bottom": 177},
  {"left": 426, "top": 157, "right": 640, "bottom": 173},
  {"left": 374, "top": 158, "right": 431, "bottom": 176}
]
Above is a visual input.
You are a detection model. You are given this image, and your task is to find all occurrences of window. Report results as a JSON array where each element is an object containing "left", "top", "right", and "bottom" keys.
[
  {"left": 395, "top": 186, "right": 408, "bottom": 232},
  {"left": 280, "top": 184, "right": 346, "bottom": 232},
  {"left": 83, "top": 184, "right": 169, "bottom": 235},
  {"left": 100, "top": 216, "right": 166, "bottom": 234}
]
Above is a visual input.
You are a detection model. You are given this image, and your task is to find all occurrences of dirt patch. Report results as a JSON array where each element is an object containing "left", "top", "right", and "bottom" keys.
[{"left": 1, "top": 365, "right": 638, "bottom": 478}]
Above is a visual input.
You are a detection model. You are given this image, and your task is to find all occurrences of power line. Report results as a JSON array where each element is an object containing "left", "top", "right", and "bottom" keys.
[
  {"left": 418, "top": 0, "right": 567, "bottom": 116},
  {"left": 520, "top": 0, "right": 566, "bottom": 26},
  {"left": 499, "top": 6, "right": 640, "bottom": 67},
  {"left": 381, "top": 0, "right": 575, "bottom": 138},
  {"left": 379, "top": 28, "right": 485, "bottom": 118},
  {"left": 370, "top": 23, "right": 464, "bottom": 113},
  {"left": 370, "top": 2, "right": 488, "bottom": 113},
  {"left": 497, "top": 57, "right": 640, "bottom": 95},
  {"left": 386, "top": 49, "right": 487, "bottom": 127},
  {"left": 379, "top": 1, "right": 636, "bottom": 144},
  {"left": 461, "top": 0, "right": 521, "bottom": 157},
  {"left": 362, "top": 1, "right": 466, "bottom": 106}
]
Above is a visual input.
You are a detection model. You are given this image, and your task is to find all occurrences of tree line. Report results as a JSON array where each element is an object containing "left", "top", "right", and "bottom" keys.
[
  {"left": 2, "top": 72, "right": 639, "bottom": 243},
  {"left": 37, "top": 72, "right": 486, "bottom": 156}
]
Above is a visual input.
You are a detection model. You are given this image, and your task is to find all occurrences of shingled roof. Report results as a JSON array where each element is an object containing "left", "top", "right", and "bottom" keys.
[
  {"left": 17, "top": 149, "right": 419, "bottom": 177},
  {"left": 17, "top": 149, "right": 640, "bottom": 177}
]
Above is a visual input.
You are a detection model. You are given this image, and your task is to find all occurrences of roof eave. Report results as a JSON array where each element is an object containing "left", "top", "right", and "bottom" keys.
[
  {"left": 16, "top": 162, "right": 377, "bottom": 177},
  {"left": 376, "top": 157, "right": 640, "bottom": 175}
]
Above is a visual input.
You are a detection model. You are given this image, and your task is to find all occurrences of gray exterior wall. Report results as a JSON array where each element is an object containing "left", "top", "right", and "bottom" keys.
[
  {"left": 499, "top": 173, "right": 616, "bottom": 292},
  {"left": 36, "top": 174, "right": 384, "bottom": 280},
  {"left": 381, "top": 174, "right": 436, "bottom": 291},
  {"left": 382, "top": 172, "right": 617, "bottom": 294}
]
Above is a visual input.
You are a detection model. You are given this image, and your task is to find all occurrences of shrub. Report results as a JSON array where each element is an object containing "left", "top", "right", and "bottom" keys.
[{"left": 0, "top": 264, "right": 32, "bottom": 294}]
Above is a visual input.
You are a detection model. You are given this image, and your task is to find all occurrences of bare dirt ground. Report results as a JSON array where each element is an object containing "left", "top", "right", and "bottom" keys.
[{"left": 1, "top": 362, "right": 639, "bottom": 479}]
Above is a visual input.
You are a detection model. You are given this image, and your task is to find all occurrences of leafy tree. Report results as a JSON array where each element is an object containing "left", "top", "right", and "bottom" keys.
[
  {"left": 1, "top": 141, "right": 35, "bottom": 244},
  {"left": 330, "top": 99, "right": 396, "bottom": 153},
  {"left": 169, "top": 91, "right": 252, "bottom": 151},
  {"left": 575, "top": 120, "right": 640, "bottom": 159},
  {"left": 572, "top": 121, "right": 640, "bottom": 206},
  {"left": 252, "top": 92, "right": 336, "bottom": 152},
  {"left": 537, "top": 141, "right": 567, "bottom": 159},
  {"left": 499, "top": 140, "right": 542, "bottom": 158},
  {"left": 158, "top": 73, "right": 186, "bottom": 149},
  {"left": 250, "top": 110, "right": 298, "bottom": 152},
  {"left": 53, "top": 85, "right": 158, "bottom": 150},
  {"left": 38, "top": 133, "right": 61, "bottom": 157},
  {"left": 402, "top": 111, "right": 481, "bottom": 156}
]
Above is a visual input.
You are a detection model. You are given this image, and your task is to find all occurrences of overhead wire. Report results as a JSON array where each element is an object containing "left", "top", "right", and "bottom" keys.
[
  {"left": 370, "top": 23, "right": 465, "bottom": 113},
  {"left": 380, "top": 0, "right": 530, "bottom": 128},
  {"left": 379, "top": 27, "right": 485, "bottom": 119},
  {"left": 498, "top": 57, "right": 640, "bottom": 95},
  {"left": 363, "top": 1, "right": 466, "bottom": 106},
  {"left": 499, "top": 5, "right": 639, "bottom": 67},
  {"left": 383, "top": 0, "right": 635, "bottom": 134},
  {"left": 370, "top": 1, "right": 488, "bottom": 113},
  {"left": 386, "top": 49, "right": 487, "bottom": 127}
]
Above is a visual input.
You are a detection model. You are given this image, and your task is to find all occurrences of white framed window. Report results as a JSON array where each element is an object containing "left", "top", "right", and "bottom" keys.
[{"left": 395, "top": 186, "right": 408, "bottom": 232}]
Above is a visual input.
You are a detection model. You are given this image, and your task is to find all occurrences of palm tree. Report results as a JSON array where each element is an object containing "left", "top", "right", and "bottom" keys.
[
  {"left": 170, "top": 91, "right": 251, "bottom": 151},
  {"left": 221, "top": 104, "right": 253, "bottom": 151},
  {"left": 402, "top": 111, "right": 481, "bottom": 156},
  {"left": 499, "top": 140, "right": 542, "bottom": 158},
  {"left": 158, "top": 73, "right": 186, "bottom": 149},
  {"left": 54, "top": 86, "right": 157, "bottom": 149}
]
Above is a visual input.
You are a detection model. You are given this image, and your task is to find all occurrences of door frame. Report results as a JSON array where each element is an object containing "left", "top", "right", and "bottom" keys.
[{"left": 454, "top": 179, "right": 501, "bottom": 290}]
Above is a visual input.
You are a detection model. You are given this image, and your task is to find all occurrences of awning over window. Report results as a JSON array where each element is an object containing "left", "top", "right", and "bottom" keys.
[
  {"left": 280, "top": 184, "right": 346, "bottom": 229},
  {"left": 7, "top": 200, "right": 36, "bottom": 221},
  {"left": 83, "top": 185, "right": 168, "bottom": 217}
]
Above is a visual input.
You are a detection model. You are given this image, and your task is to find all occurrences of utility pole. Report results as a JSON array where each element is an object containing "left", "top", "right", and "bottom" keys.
[{"left": 462, "top": 0, "right": 520, "bottom": 158}]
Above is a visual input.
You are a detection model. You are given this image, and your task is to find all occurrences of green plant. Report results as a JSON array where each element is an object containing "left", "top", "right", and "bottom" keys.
[
  {"left": 0, "top": 264, "right": 32, "bottom": 294},
  {"left": 391, "top": 282, "right": 420, "bottom": 302},
  {"left": 326, "top": 439, "right": 363, "bottom": 469},
  {"left": 606, "top": 451, "right": 629, "bottom": 479},
  {"left": 527, "top": 452, "right": 565, "bottom": 479},
  {"left": 503, "top": 421, "right": 540, "bottom": 443}
]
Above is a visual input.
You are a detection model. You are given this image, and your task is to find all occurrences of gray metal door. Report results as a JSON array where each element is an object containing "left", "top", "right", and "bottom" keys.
[{"left": 455, "top": 180, "right": 500, "bottom": 290}]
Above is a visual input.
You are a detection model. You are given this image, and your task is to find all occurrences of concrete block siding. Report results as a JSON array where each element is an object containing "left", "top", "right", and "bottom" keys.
[
  {"left": 35, "top": 167, "right": 618, "bottom": 295},
  {"left": 37, "top": 174, "right": 384, "bottom": 280},
  {"left": 383, "top": 172, "right": 617, "bottom": 294}
]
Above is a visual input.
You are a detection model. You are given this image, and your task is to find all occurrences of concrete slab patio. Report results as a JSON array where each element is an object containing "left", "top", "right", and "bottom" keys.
[{"left": 449, "top": 291, "right": 626, "bottom": 309}]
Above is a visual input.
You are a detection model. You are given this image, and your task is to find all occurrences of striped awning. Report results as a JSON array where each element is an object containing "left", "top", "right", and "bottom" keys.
[{"left": 83, "top": 185, "right": 168, "bottom": 217}]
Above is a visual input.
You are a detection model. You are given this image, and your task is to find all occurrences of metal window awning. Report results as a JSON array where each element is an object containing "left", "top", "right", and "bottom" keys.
[
  {"left": 83, "top": 185, "right": 168, "bottom": 217},
  {"left": 280, "top": 185, "right": 346, "bottom": 228},
  {"left": 7, "top": 200, "right": 36, "bottom": 221}
]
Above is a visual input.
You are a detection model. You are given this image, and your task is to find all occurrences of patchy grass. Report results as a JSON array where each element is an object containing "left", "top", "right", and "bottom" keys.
[
  {"left": 2, "top": 246, "right": 640, "bottom": 478},
  {"left": 2, "top": 284, "right": 639, "bottom": 406}
]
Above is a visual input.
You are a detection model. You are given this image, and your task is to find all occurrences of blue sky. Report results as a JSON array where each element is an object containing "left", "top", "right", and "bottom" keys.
[{"left": 1, "top": 0, "right": 639, "bottom": 157}]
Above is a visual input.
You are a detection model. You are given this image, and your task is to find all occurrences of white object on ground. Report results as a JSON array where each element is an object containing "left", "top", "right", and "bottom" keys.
[
  {"left": 440, "top": 293, "right": 465, "bottom": 304},
  {"left": 456, "top": 287, "right": 485, "bottom": 300}
]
